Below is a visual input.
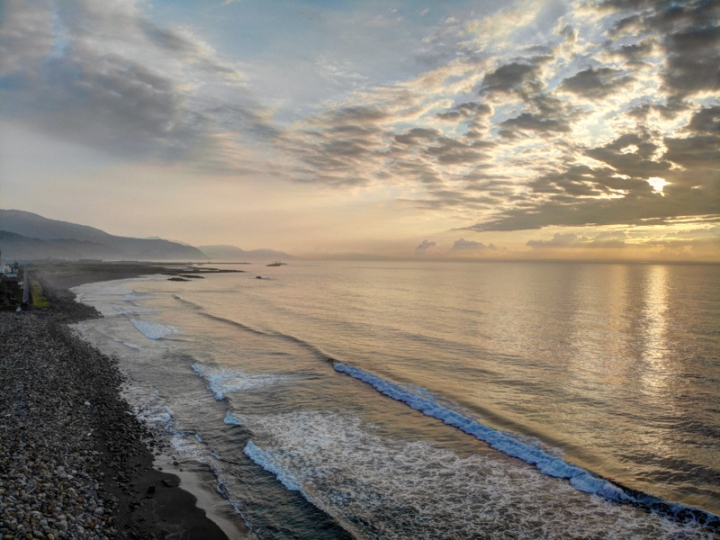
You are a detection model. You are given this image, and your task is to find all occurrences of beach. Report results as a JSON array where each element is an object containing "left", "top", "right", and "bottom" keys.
[
  {"left": 4, "top": 260, "right": 718, "bottom": 539},
  {"left": 0, "top": 262, "right": 244, "bottom": 540}
]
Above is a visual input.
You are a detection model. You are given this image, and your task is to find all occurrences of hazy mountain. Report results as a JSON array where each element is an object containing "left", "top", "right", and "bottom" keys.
[
  {"left": 0, "top": 231, "right": 85, "bottom": 260},
  {"left": 0, "top": 209, "right": 206, "bottom": 260},
  {"left": 198, "top": 245, "right": 292, "bottom": 261}
]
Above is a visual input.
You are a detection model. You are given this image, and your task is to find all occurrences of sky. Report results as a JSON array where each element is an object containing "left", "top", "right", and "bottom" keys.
[{"left": 0, "top": 0, "right": 718, "bottom": 261}]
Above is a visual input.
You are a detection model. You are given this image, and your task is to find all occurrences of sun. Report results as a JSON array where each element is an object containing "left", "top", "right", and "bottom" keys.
[{"left": 647, "top": 177, "right": 670, "bottom": 195}]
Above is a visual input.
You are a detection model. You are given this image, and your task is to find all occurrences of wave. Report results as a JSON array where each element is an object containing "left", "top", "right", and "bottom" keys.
[
  {"left": 192, "top": 362, "right": 290, "bottom": 400},
  {"left": 174, "top": 295, "right": 271, "bottom": 337},
  {"left": 112, "top": 304, "right": 159, "bottom": 315},
  {"left": 239, "top": 410, "right": 716, "bottom": 539},
  {"left": 244, "top": 440, "right": 304, "bottom": 493},
  {"left": 130, "top": 318, "right": 179, "bottom": 340},
  {"left": 334, "top": 361, "right": 720, "bottom": 529},
  {"left": 173, "top": 295, "right": 336, "bottom": 363}
]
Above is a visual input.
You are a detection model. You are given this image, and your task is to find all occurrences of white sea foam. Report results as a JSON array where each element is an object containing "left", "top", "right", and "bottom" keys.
[
  {"left": 123, "top": 342, "right": 140, "bottom": 350},
  {"left": 241, "top": 410, "right": 712, "bottom": 539},
  {"left": 112, "top": 304, "right": 158, "bottom": 315},
  {"left": 124, "top": 293, "right": 151, "bottom": 301},
  {"left": 123, "top": 385, "right": 174, "bottom": 428},
  {"left": 130, "top": 318, "right": 179, "bottom": 340},
  {"left": 171, "top": 433, "right": 208, "bottom": 461},
  {"left": 244, "top": 441, "right": 304, "bottom": 493},
  {"left": 334, "top": 362, "right": 623, "bottom": 494},
  {"left": 333, "top": 362, "right": 719, "bottom": 528},
  {"left": 224, "top": 411, "right": 242, "bottom": 426},
  {"left": 192, "top": 363, "right": 289, "bottom": 400}
]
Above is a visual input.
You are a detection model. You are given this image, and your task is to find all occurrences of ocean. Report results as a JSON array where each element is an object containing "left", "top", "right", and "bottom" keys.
[{"left": 72, "top": 260, "right": 720, "bottom": 539}]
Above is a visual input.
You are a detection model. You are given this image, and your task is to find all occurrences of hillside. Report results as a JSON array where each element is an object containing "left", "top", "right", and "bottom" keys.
[{"left": 0, "top": 210, "right": 206, "bottom": 261}]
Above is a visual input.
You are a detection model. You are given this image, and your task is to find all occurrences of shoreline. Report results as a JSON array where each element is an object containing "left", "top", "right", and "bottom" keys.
[{"left": 1, "top": 261, "right": 249, "bottom": 540}]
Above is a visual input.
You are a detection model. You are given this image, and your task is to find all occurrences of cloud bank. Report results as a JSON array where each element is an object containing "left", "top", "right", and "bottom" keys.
[
  {"left": 0, "top": 0, "right": 276, "bottom": 164},
  {"left": 279, "top": 0, "right": 719, "bottom": 234},
  {"left": 1, "top": 0, "right": 718, "bottom": 259}
]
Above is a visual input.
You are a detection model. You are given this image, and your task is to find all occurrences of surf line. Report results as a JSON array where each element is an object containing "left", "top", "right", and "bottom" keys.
[{"left": 334, "top": 361, "right": 719, "bottom": 529}]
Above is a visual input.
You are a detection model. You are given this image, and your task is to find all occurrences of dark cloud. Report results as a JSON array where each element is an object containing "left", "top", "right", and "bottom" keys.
[
  {"left": 435, "top": 102, "right": 492, "bottom": 121},
  {"left": 499, "top": 112, "right": 571, "bottom": 136},
  {"left": 424, "top": 137, "right": 490, "bottom": 164},
  {"left": 613, "top": 39, "right": 656, "bottom": 62},
  {"left": 687, "top": 106, "right": 720, "bottom": 134},
  {"left": 585, "top": 133, "right": 672, "bottom": 179},
  {"left": 138, "top": 21, "right": 198, "bottom": 55},
  {"left": 481, "top": 62, "right": 536, "bottom": 93},
  {"left": 558, "top": 67, "right": 633, "bottom": 99},
  {"left": 7, "top": 45, "right": 199, "bottom": 159},
  {"left": 605, "top": 0, "right": 720, "bottom": 97},
  {"left": 466, "top": 183, "right": 718, "bottom": 232},
  {"left": 664, "top": 25, "right": 720, "bottom": 95},
  {"left": 395, "top": 128, "right": 440, "bottom": 145},
  {"left": 529, "top": 165, "right": 649, "bottom": 197},
  {"left": 415, "top": 239, "right": 436, "bottom": 254},
  {"left": 480, "top": 56, "right": 553, "bottom": 95},
  {"left": 663, "top": 135, "right": 720, "bottom": 171},
  {"left": 558, "top": 24, "right": 577, "bottom": 43}
]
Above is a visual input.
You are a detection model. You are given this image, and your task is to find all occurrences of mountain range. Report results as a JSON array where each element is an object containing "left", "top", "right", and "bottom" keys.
[{"left": 0, "top": 210, "right": 291, "bottom": 262}]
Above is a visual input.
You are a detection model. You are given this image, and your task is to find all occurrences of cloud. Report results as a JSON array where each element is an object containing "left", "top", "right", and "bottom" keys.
[
  {"left": 415, "top": 239, "right": 436, "bottom": 254},
  {"left": 450, "top": 238, "right": 496, "bottom": 252},
  {"left": 499, "top": 111, "right": 571, "bottom": 136},
  {"left": 558, "top": 68, "right": 633, "bottom": 99},
  {"left": 481, "top": 62, "right": 537, "bottom": 93},
  {"left": 0, "top": 0, "right": 275, "bottom": 162},
  {"left": 687, "top": 106, "right": 720, "bottom": 134},
  {"left": 663, "top": 135, "right": 720, "bottom": 172},
  {"left": 435, "top": 102, "right": 492, "bottom": 121},
  {"left": 2, "top": 0, "right": 718, "bottom": 238},
  {"left": 466, "top": 183, "right": 719, "bottom": 232},
  {"left": 527, "top": 232, "right": 581, "bottom": 247},
  {"left": 527, "top": 231, "right": 627, "bottom": 249},
  {"left": 605, "top": 0, "right": 720, "bottom": 97}
]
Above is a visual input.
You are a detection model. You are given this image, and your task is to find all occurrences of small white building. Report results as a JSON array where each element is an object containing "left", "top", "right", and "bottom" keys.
[{"left": 0, "top": 254, "right": 19, "bottom": 278}]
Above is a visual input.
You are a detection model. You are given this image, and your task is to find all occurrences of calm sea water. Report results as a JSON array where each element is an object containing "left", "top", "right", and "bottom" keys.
[{"left": 73, "top": 261, "right": 720, "bottom": 539}]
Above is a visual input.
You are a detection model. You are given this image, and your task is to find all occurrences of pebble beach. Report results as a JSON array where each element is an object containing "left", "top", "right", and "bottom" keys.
[{"left": 0, "top": 264, "right": 231, "bottom": 540}]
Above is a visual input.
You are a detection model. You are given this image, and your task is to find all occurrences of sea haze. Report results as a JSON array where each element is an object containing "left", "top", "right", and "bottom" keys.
[{"left": 72, "top": 261, "right": 720, "bottom": 539}]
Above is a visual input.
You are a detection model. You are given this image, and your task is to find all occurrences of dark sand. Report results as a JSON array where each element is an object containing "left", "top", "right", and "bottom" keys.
[{"left": 4, "top": 261, "right": 249, "bottom": 539}]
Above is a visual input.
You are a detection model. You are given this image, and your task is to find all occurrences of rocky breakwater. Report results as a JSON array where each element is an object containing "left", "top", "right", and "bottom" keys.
[{"left": 0, "top": 309, "right": 228, "bottom": 540}]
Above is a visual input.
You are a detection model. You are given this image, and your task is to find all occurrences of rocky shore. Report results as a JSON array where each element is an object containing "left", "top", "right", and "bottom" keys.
[{"left": 0, "top": 266, "right": 231, "bottom": 540}]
